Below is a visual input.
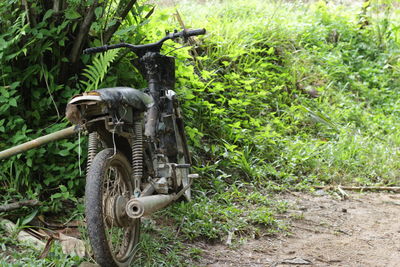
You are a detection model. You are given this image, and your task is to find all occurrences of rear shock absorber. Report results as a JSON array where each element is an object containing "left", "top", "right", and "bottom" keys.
[
  {"left": 87, "top": 132, "right": 98, "bottom": 174},
  {"left": 131, "top": 120, "right": 143, "bottom": 196}
]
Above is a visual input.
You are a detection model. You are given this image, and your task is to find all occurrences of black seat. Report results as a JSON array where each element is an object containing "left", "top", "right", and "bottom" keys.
[{"left": 95, "top": 87, "right": 153, "bottom": 112}]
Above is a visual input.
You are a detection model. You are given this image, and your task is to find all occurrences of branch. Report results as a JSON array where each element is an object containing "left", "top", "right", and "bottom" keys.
[
  {"left": 21, "top": 0, "right": 37, "bottom": 27},
  {"left": 314, "top": 185, "right": 400, "bottom": 192},
  {"left": 0, "top": 200, "right": 41, "bottom": 212},
  {"left": 358, "top": 0, "right": 370, "bottom": 29},
  {"left": 52, "top": 0, "right": 62, "bottom": 12},
  {"left": 174, "top": 9, "right": 202, "bottom": 68},
  {"left": 70, "top": 0, "right": 99, "bottom": 63},
  {"left": 103, "top": 0, "right": 137, "bottom": 44}
]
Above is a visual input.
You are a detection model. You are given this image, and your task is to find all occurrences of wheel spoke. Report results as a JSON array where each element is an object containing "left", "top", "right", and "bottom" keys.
[
  {"left": 87, "top": 149, "right": 139, "bottom": 265},
  {"left": 102, "top": 162, "right": 135, "bottom": 260}
]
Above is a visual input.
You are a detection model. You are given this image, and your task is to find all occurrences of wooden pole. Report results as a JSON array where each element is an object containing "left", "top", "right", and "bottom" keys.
[
  {"left": 0, "top": 126, "right": 78, "bottom": 160},
  {"left": 314, "top": 185, "right": 400, "bottom": 192}
]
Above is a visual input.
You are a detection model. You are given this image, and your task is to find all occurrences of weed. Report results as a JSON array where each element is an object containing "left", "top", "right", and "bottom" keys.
[
  {"left": 1, "top": 0, "right": 400, "bottom": 265},
  {"left": 0, "top": 225, "right": 83, "bottom": 266}
]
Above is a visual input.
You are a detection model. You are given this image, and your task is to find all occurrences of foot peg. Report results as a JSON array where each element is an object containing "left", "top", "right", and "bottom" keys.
[
  {"left": 188, "top": 174, "right": 199, "bottom": 179},
  {"left": 172, "top": 163, "right": 190, "bottom": 168}
]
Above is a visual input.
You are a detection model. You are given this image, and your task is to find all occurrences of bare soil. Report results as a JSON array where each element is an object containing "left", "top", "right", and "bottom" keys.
[{"left": 195, "top": 192, "right": 400, "bottom": 266}]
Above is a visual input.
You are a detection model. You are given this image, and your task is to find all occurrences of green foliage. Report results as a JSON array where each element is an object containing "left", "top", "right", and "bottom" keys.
[
  {"left": 2, "top": 0, "right": 400, "bottom": 264},
  {"left": 132, "top": 221, "right": 202, "bottom": 266},
  {"left": 0, "top": 221, "right": 83, "bottom": 266},
  {"left": 162, "top": 184, "right": 287, "bottom": 240},
  {"left": 0, "top": 243, "right": 82, "bottom": 266},
  {"left": 132, "top": 0, "right": 400, "bottom": 249},
  {"left": 0, "top": 0, "right": 152, "bottom": 209},
  {"left": 163, "top": 0, "right": 400, "bottom": 188},
  {"left": 80, "top": 49, "right": 119, "bottom": 91}
]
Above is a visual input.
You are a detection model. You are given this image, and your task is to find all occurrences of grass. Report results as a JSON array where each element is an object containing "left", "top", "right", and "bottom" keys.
[
  {"left": 0, "top": 227, "right": 83, "bottom": 266},
  {"left": 170, "top": 0, "right": 400, "bottom": 187},
  {"left": 132, "top": 0, "right": 400, "bottom": 262},
  {"left": 1, "top": 0, "right": 400, "bottom": 265},
  {"left": 132, "top": 222, "right": 203, "bottom": 266}
]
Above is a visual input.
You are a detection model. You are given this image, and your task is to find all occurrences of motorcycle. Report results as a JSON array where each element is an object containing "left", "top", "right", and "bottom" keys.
[{"left": 65, "top": 28, "right": 206, "bottom": 266}]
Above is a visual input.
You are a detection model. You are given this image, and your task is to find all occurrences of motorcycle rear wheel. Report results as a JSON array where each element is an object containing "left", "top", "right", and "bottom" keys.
[{"left": 85, "top": 148, "right": 140, "bottom": 267}]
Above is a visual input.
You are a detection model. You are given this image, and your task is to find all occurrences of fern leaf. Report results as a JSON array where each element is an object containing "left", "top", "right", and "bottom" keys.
[{"left": 80, "top": 49, "right": 119, "bottom": 91}]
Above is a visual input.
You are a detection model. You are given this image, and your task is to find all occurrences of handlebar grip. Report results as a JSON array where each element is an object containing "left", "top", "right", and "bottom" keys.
[
  {"left": 83, "top": 46, "right": 108, "bottom": 54},
  {"left": 184, "top": 28, "right": 206, "bottom": 37}
]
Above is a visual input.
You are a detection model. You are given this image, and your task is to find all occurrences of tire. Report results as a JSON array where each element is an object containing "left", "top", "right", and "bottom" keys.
[{"left": 85, "top": 148, "right": 140, "bottom": 267}]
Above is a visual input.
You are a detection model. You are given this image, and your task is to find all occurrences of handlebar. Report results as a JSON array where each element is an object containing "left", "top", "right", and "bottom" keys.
[
  {"left": 83, "top": 28, "right": 206, "bottom": 56},
  {"left": 181, "top": 28, "right": 206, "bottom": 37}
]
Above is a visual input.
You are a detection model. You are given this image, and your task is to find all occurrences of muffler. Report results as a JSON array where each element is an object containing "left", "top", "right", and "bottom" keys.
[{"left": 125, "top": 194, "right": 175, "bottom": 219}]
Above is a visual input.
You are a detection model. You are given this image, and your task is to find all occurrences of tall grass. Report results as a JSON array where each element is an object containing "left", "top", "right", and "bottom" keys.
[
  {"left": 152, "top": 0, "right": 400, "bottom": 187},
  {"left": 3, "top": 0, "right": 399, "bottom": 264},
  {"left": 129, "top": 0, "right": 400, "bottom": 244}
]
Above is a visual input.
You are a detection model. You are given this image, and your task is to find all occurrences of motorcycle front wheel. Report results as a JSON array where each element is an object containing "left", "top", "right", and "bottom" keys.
[{"left": 85, "top": 148, "right": 140, "bottom": 267}]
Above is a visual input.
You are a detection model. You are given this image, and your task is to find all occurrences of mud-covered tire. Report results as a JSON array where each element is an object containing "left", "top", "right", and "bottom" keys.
[{"left": 85, "top": 148, "right": 140, "bottom": 267}]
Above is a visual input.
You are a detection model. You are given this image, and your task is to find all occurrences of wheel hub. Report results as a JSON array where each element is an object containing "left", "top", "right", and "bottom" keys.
[{"left": 104, "top": 195, "right": 130, "bottom": 227}]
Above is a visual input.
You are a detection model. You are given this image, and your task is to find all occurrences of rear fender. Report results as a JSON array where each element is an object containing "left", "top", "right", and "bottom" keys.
[{"left": 66, "top": 87, "right": 152, "bottom": 125}]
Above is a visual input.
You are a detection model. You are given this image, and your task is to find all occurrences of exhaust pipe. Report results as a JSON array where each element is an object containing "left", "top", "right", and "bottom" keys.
[
  {"left": 125, "top": 194, "right": 176, "bottom": 219},
  {"left": 125, "top": 172, "right": 195, "bottom": 219}
]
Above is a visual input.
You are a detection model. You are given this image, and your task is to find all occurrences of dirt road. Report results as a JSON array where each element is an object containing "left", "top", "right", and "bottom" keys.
[{"left": 196, "top": 192, "right": 400, "bottom": 266}]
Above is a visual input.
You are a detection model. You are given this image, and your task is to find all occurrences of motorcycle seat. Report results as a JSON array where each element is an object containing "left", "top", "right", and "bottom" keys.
[{"left": 68, "top": 87, "right": 153, "bottom": 112}]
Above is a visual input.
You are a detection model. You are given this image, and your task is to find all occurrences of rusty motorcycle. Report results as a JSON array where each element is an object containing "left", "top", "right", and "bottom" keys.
[{"left": 66, "top": 28, "right": 205, "bottom": 266}]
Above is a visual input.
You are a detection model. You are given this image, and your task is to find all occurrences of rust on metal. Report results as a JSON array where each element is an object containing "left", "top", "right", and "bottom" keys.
[{"left": 125, "top": 194, "right": 176, "bottom": 219}]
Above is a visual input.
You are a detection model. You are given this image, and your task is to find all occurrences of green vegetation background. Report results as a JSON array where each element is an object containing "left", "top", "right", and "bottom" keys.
[{"left": 0, "top": 0, "right": 399, "bottom": 265}]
